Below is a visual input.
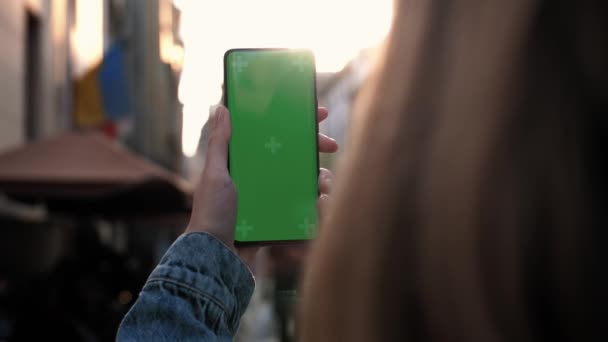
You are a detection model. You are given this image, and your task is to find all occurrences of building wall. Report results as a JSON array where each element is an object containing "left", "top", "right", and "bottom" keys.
[
  {"left": 47, "top": 0, "right": 72, "bottom": 136},
  {"left": 0, "top": 1, "right": 25, "bottom": 151},
  {"left": 122, "top": 0, "right": 181, "bottom": 170},
  {"left": 0, "top": 0, "right": 72, "bottom": 153},
  {"left": 0, "top": 0, "right": 179, "bottom": 170}
]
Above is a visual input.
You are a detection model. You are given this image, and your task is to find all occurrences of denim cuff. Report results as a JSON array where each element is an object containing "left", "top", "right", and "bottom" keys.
[{"left": 147, "top": 232, "right": 255, "bottom": 334}]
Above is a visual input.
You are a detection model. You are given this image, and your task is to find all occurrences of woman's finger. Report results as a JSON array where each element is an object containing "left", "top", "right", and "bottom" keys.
[
  {"left": 317, "top": 107, "right": 329, "bottom": 123},
  {"left": 318, "top": 133, "right": 338, "bottom": 153},
  {"left": 205, "top": 105, "right": 232, "bottom": 174},
  {"left": 316, "top": 107, "right": 338, "bottom": 153},
  {"left": 318, "top": 168, "right": 333, "bottom": 195},
  {"left": 316, "top": 194, "right": 330, "bottom": 222},
  {"left": 317, "top": 168, "right": 333, "bottom": 221}
]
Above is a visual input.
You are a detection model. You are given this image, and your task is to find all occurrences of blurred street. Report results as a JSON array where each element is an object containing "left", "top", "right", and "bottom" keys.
[{"left": 0, "top": 0, "right": 389, "bottom": 340}]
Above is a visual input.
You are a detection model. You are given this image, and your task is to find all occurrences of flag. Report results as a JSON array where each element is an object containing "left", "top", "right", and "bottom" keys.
[{"left": 73, "top": 45, "right": 132, "bottom": 133}]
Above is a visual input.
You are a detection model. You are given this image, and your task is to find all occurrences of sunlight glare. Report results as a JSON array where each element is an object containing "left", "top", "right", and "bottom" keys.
[
  {"left": 71, "top": 0, "right": 104, "bottom": 77},
  {"left": 177, "top": 0, "right": 393, "bottom": 157}
]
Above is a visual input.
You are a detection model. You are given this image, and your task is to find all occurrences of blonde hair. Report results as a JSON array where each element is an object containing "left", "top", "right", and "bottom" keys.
[{"left": 300, "top": 0, "right": 608, "bottom": 341}]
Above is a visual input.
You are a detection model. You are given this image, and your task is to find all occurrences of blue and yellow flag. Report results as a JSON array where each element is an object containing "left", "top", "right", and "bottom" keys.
[{"left": 74, "top": 45, "right": 132, "bottom": 129}]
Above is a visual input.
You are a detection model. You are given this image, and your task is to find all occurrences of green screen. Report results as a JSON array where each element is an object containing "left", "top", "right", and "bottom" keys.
[{"left": 225, "top": 49, "right": 318, "bottom": 243}]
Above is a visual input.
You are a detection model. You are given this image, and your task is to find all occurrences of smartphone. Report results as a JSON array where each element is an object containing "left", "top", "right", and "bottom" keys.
[{"left": 224, "top": 48, "right": 319, "bottom": 245}]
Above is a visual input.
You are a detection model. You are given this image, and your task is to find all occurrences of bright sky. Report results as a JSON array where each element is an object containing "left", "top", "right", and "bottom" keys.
[
  {"left": 174, "top": 0, "right": 393, "bottom": 157},
  {"left": 71, "top": 0, "right": 104, "bottom": 78}
]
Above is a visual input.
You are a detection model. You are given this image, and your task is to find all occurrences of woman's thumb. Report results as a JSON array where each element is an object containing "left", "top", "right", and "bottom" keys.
[{"left": 205, "top": 105, "right": 232, "bottom": 171}]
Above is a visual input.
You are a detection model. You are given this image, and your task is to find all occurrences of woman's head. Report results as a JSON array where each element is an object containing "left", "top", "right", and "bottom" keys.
[{"left": 301, "top": 0, "right": 608, "bottom": 341}]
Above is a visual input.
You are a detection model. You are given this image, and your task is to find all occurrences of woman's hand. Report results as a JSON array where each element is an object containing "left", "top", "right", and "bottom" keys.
[{"left": 186, "top": 105, "right": 337, "bottom": 264}]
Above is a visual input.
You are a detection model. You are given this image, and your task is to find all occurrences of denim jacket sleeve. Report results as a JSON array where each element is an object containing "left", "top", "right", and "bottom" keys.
[{"left": 116, "top": 232, "right": 255, "bottom": 341}]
